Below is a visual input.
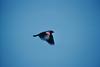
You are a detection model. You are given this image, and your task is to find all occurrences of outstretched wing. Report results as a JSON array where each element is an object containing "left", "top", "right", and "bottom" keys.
[{"left": 46, "top": 34, "right": 55, "bottom": 45}]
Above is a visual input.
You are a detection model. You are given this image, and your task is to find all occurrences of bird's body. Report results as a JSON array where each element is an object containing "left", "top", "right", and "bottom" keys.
[{"left": 33, "top": 30, "right": 55, "bottom": 45}]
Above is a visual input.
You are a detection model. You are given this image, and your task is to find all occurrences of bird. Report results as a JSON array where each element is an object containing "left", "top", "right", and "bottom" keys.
[{"left": 33, "top": 30, "right": 55, "bottom": 45}]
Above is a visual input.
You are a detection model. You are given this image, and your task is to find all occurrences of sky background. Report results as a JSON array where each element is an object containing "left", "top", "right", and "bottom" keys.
[{"left": 0, "top": 0, "right": 100, "bottom": 67}]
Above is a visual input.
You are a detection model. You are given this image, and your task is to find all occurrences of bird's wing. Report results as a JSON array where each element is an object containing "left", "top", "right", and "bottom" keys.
[{"left": 46, "top": 34, "right": 55, "bottom": 45}]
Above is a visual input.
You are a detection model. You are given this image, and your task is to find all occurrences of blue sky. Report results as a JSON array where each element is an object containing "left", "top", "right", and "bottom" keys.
[{"left": 1, "top": 0, "right": 100, "bottom": 67}]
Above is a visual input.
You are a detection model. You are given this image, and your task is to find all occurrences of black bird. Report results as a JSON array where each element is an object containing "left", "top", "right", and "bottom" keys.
[{"left": 33, "top": 30, "right": 55, "bottom": 45}]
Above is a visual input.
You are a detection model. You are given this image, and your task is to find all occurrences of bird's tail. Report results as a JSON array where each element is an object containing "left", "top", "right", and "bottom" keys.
[{"left": 33, "top": 34, "right": 38, "bottom": 37}]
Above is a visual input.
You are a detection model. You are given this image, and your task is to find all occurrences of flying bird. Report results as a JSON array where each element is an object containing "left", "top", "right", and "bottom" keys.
[{"left": 33, "top": 30, "right": 55, "bottom": 45}]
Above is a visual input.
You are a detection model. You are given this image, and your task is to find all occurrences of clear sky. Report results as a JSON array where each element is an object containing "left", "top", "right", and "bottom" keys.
[{"left": 1, "top": 0, "right": 100, "bottom": 67}]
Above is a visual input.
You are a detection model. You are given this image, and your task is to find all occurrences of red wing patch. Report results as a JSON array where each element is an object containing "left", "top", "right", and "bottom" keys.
[{"left": 46, "top": 32, "right": 50, "bottom": 35}]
